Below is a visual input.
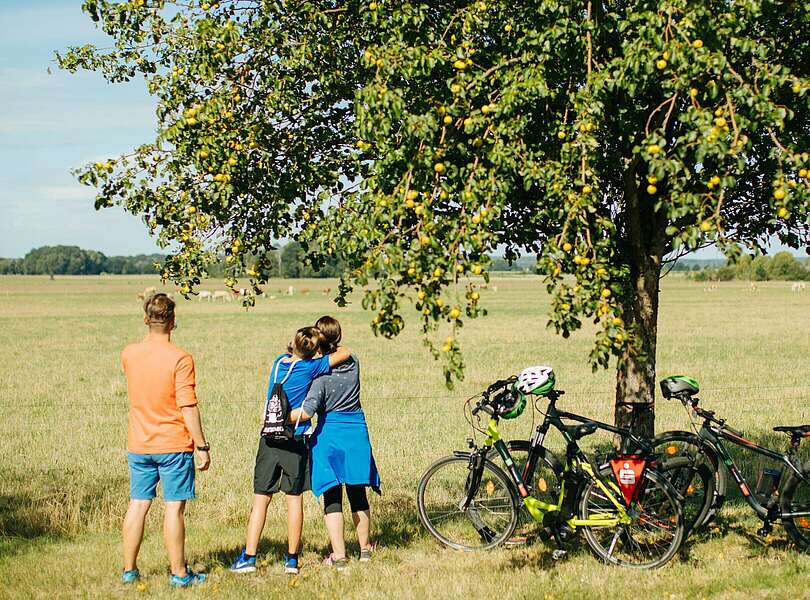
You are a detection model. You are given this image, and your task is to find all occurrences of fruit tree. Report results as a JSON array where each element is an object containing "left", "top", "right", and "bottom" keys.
[{"left": 59, "top": 1, "right": 809, "bottom": 434}]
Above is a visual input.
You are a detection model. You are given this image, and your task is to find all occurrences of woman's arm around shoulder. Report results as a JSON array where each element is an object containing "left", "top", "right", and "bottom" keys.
[{"left": 327, "top": 346, "right": 353, "bottom": 367}]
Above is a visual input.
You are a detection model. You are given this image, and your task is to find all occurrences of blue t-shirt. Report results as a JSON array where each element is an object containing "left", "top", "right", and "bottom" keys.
[{"left": 267, "top": 354, "right": 331, "bottom": 435}]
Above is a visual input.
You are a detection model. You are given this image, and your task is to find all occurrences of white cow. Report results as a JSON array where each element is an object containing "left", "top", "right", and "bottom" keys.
[
  {"left": 198, "top": 290, "right": 213, "bottom": 301},
  {"left": 212, "top": 290, "right": 231, "bottom": 302},
  {"left": 791, "top": 282, "right": 806, "bottom": 293}
]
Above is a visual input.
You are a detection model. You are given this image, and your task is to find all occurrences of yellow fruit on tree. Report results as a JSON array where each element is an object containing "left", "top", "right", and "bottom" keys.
[
  {"left": 700, "top": 221, "right": 712, "bottom": 232},
  {"left": 778, "top": 207, "right": 790, "bottom": 218},
  {"left": 689, "top": 87, "right": 698, "bottom": 97},
  {"left": 504, "top": 23, "right": 512, "bottom": 32},
  {"left": 692, "top": 39, "right": 703, "bottom": 49},
  {"left": 481, "top": 104, "right": 490, "bottom": 115},
  {"left": 773, "top": 188, "right": 786, "bottom": 200},
  {"left": 793, "top": 82, "right": 802, "bottom": 94},
  {"left": 406, "top": 189, "right": 419, "bottom": 201},
  {"left": 557, "top": 130, "right": 566, "bottom": 140},
  {"left": 472, "top": 215, "right": 481, "bottom": 224},
  {"left": 799, "top": 168, "right": 808, "bottom": 178},
  {"left": 407, "top": 267, "right": 416, "bottom": 276},
  {"left": 451, "top": 83, "right": 462, "bottom": 94},
  {"left": 612, "top": 317, "right": 623, "bottom": 326},
  {"left": 420, "top": 235, "right": 430, "bottom": 245},
  {"left": 455, "top": 264, "right": 464, "bottom": 273},
  {"left": 434, "top": 162, "right": 445, "bottom": 174},
  {"left": 453, "top": 59, "right": 467, "bottom": 70},
  {"left": 470, "top": 291, "right": 480, "bottom": 301},
  {"left": 449, "top": 308, "right": 461, "bottom": 319},
  {"left": 368, "top": 1, "right": 377, "bottom": 9},
  {"left": 562, "top": 242, "right": 573, "bottom": 252},
  {"left": 433, "top": 267, "right": 443, "bottom": 278},
  {"left": 647, "top": 184, "right": 657, "bottom": 195},
  {"left": 601, "top": 288, "right": 612, "bottom": 298},
  {"left": 443, "top": 115, "right": 453, "bottom": 125},
  {"left": 582, "top": 184, "right": 592, "bottom": 194},
  {"left": 648, "top": 144, "right": 661, "bottom": 155},
  {"left": 647, "top": 175, "right": 657, "bottom": 184},
  {"left": 472, "top": 264, "right": 483, "bottom": 275},
  {"left": 656, "top": 59, "right": 667, "bottom": 70},
  {"left": 714, "top": 107, "right": 724, "bottom": 117},
  {"left": 715, "top": 117, "right": 727, "bottom": 128},
  {"left": 187, "top": 206, "right": 197, "bottom": 214}
]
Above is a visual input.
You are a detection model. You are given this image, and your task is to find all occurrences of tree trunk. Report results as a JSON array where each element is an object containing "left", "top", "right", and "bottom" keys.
[
  {"left": 614, "top": 253, "right": 661, "bottom": 438},
  {"left": 614, "top": 162, "right": 665, "bottom": 438}
]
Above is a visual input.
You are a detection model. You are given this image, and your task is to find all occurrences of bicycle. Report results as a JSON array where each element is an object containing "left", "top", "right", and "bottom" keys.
[
  {"left": 416, "top": 370, "right": 686, "bottom": 568},
  {"left": 653, "top": 376, "right": 810, "bottom": 550}
]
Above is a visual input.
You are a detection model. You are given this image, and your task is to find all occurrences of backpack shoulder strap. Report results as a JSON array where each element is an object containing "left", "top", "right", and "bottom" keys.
[{"left": 273, "top": 357, "right": 299, "bottom": 386}]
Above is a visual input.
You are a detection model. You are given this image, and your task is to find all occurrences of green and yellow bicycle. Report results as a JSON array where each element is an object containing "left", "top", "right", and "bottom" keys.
[{"left": 416, "top": 369, "right": 686, "bottom": 568}]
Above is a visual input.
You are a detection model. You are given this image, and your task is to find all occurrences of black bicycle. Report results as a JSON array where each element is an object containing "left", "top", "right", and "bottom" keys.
[
  {"left": 417, "top": 376, "right": 686, "bottom": 568},
  {"left": 653, "top": 376, "right": 810, "bottom": 550}
]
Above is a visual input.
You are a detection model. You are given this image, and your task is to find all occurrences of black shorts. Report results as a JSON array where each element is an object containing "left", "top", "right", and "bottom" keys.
[{"left": 253, "top": 436, "right": 310, "bottom": 495}]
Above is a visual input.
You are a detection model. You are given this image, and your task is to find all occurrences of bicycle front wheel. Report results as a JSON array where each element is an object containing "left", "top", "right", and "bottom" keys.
[
  {"left": 653, "top": 430, "right": 725, "bottom": 531},
  {"left": 417, "top": 454, "right": 519, "bottom": 551},
  {"left": 579, "top": 466, "right": 684, "bottom": 569},
  {"left": 780, "top": 461, "right": 810, "bottom": 552}
]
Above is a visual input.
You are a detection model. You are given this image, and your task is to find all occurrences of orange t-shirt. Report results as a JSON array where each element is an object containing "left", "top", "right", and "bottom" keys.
[{"left": 121, "top": 337, "right": 198, "bottom": 454}]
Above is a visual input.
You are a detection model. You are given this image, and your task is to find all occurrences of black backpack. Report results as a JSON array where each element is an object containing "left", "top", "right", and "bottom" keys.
[{"left": 261, "top": 359, "right": 301, "bottom": 442}]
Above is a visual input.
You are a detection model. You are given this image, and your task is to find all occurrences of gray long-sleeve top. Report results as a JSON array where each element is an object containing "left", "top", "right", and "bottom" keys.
[{"left": 302, "top": 354, "right": 362, "bottom": 416}]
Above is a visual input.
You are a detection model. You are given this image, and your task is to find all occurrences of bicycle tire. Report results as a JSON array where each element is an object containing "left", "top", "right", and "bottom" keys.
[
  {"left": 417, "top": 454, "right": 519, "bottom": 551},
  {"left": 579, "top": 464, "right": 685, "bottom": 569},
  {"left": 780, "top": 460, "right": 810, "bottom": 552},
  {"left": 653, "top": 430, "right": 725, "bottom": 529},
  {"left": 658, "top": 455, "right": 716, "bottom": 538}
]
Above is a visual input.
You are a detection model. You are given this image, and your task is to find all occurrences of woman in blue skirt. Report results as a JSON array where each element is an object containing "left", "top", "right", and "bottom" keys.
[{"left": 290, "top": 316, "right": 380, "bottom": 570}]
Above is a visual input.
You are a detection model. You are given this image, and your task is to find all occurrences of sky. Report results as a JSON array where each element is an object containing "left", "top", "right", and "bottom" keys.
[
  {"left": 0, "top": 1, "right": 160, "bottom": 258},
  {"left": 0, "top": 2, "right": 802, "bottom": 260}
]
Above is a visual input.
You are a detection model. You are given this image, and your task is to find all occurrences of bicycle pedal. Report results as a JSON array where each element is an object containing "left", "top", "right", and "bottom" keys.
[{"left": 551, "top": 549, "right": 567, "bottom": 561}]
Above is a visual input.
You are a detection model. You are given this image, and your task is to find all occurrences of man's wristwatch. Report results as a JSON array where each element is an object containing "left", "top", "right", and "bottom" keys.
[{"left": 196, "top": 443, "right": 210, "bottom": 452}]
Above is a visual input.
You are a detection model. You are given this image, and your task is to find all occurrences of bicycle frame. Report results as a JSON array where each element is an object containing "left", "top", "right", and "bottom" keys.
[
  {"left": 474, "top": 397, "right": 632, "bottom": 529},
  {"left": 697, "top": 419, "right": 810, "bottom": 521}
]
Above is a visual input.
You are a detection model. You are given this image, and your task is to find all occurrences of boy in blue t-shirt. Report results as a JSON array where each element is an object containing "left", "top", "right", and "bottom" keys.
[{"left": 231, "top": 326, "right": 352, "bottom": 575}]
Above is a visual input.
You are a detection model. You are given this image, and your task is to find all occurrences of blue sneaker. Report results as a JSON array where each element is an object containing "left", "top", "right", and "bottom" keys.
[
  {"left": 121, "top": 569, "right": 140, "bottom": 584},
  {"left": 283, "top": 553, "right": 299, "bottom": 575},
  {"left": 168, "top": 567, "right": 207, "bottom": 588},
  {"left": 230, "top": 549, "right": 257, "bottom": 573}
]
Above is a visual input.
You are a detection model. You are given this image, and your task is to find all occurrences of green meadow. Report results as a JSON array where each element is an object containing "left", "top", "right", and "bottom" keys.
[{"left": 1, "top": 274, "right": 808, "bottom": 599}]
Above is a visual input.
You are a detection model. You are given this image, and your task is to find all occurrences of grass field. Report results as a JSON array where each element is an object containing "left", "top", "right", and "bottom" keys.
[{"left": 1, "top": 274, "right": 809, "bottom": 599}]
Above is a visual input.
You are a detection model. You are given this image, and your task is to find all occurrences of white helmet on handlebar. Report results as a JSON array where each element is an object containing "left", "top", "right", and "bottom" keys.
[{"left": 516, "top": 365, "right": 555, "bottom": 396}]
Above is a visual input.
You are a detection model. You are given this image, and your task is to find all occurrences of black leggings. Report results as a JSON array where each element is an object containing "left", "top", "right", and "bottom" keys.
[{"left": 323, "top": 484, "right": 369, "bottom": 515}]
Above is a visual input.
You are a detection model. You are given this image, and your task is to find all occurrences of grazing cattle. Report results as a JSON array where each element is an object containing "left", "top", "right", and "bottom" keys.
[
  {"left": 286, "top": 285, "right": 294, "bottom": 296},
  {"left": 212, "top": 290, "right": 231, "bottom": 302},
  {"left": 301, "top": 288, "right": 310, "bottom": 296},
  {"left": 198, "top": 290, "right": 213, "bottom": 301},
  {"left": 322, "top": 288, "right": 332, "bottom": 295},
  {"left": 748, "top": 282, "right": 759, "bottom": 292},
  {"left": 791, "top": 282, "right": 806, "bottom": 293}
]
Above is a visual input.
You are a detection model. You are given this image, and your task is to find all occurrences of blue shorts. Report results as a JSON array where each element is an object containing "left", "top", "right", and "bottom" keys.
[{"left": 128, "top": 452, "right": 195, "bottom": 502}]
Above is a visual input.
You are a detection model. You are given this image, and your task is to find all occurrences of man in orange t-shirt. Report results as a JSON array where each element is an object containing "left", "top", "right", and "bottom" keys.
[{"left": 120, "top": 293, "right": 211, "bottom": 588}]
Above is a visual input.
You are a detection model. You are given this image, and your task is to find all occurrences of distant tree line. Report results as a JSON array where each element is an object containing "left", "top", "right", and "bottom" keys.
[
  {"left": 688, "top": 252, "right": 810, "bottom": 282},
  {"left": 0, "top": 243, "right": 343, "bottom": 278},
  {"left": 3, "top": 246, "right": 806, "bottom": 282}
]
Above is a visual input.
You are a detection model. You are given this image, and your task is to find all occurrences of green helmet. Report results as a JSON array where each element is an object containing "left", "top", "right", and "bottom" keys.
[{"left": 498, "top": 386, "right": 527, "bottom": 420}]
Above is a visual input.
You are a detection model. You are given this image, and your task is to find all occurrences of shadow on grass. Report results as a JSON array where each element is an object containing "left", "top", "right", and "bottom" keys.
[{"left": 198, "top": 491, "right": 423, "bottom": 567}]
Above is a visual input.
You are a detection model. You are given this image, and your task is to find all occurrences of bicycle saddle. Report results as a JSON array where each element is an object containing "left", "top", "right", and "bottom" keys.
[
  {"left": 565, "top": 422, "right": 598, "bottom": 441},
  {"left": 773, "top": 425, "right": 810, "bottom": 437},
  {"left": 659, "top": 376, "right": 699, "bottom": 399}
]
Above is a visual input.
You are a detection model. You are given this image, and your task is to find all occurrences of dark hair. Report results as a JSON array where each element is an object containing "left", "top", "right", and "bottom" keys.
[
  {"left": 144, "top": 293, "right": 175, "bottom": 330},
  {"left": 290, "top": 326, "right": 324, "bottom": 360},
  {"left": 315, "top": 315, "right": 342, "bottom": 354}
]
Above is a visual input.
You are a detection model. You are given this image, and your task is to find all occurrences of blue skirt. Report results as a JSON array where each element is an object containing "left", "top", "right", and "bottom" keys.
[{"left": 308, "top": 410, "right": 381, "bottom": 498}]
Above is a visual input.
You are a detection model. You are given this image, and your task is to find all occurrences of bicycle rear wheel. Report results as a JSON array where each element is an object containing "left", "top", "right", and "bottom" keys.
[
  {"left": 417, "top": 454, "right": 519, "bottom": 551},
  {"left": 780, "top": 461, "right": 810, "bottom": 552},
  {"left": 579, "top": 466, "right": 684, "bottom": 569}
]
